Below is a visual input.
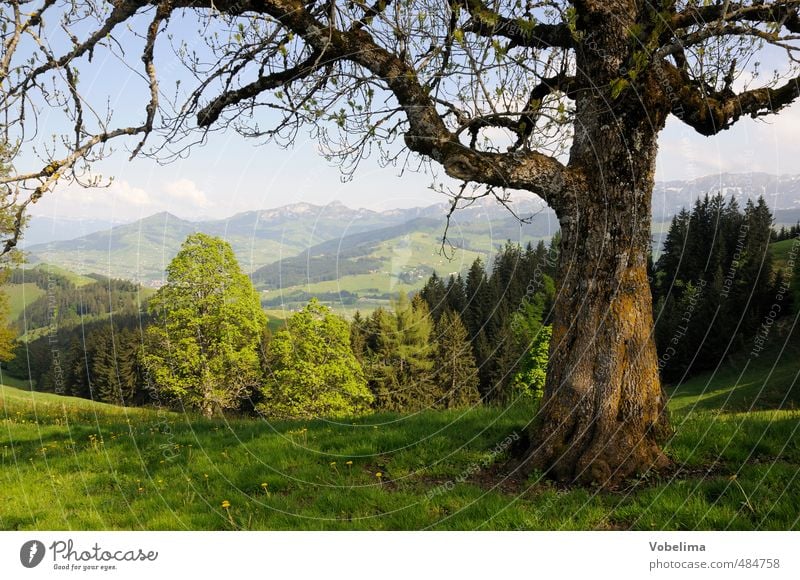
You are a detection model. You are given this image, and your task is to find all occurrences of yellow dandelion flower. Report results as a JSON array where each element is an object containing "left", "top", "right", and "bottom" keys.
[
  {"left": 221, "top": 500, "right": 231, "bottom": 509},
  {"left": 375, "top": 472, "right": 383, "bottom": 478},
  {"left": 330, "top": 461, "right": 337, "bottom": 467},
  {"left": 261, "top": 482, "right": 269, "bottom": 488},
  {"left": 345, "top": 461, "right": 353, "bottom": 466}
]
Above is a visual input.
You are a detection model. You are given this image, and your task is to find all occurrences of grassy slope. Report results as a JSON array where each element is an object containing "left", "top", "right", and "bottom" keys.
[
  {"left": 4, "top": 283, "right": 44, "bottom": 320},
  {"left": 1, "top": 343, "right": 799, "bottom": 530},
  {"left": 3, "top": 264, "right": 98, "bottom": 322},
  {"left": 261, "top": 231, "right": 492, "bottom": 317},
  {"left": 771, "top": 238, "right": 798, "bottom": 272}
]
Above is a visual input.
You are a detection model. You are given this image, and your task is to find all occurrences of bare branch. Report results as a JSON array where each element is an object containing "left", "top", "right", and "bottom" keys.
[{"left": 660, "top": 59, "right": 800, "bottom": 136}]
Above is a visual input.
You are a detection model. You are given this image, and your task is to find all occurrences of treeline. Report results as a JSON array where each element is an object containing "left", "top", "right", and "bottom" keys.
[
  {"left": 5, "top": 270, "right": 150, "bottom": 404},
  {"left": 7, "top": 236, "right": 558, "bottom": 417},
  {"left": 17, "top": 278, "right": 141, "bottom": 331},
  {"left": 773, "top": 222, "right": 800, "bottom": 242},
  {"left": 652, "top": 195, "right": 794, "bottom": 381},
  {"left": 262, "top": 290, "right": 359, "bottom": 307},
  {"left": 6, "top": 315, "right": 153, "bottom": 405},
  {"left": 8, "top": 266, "right": 75, "bottom": 291},
  {"left": 352, "top": 238, "right": 559, "bottom": 407}
]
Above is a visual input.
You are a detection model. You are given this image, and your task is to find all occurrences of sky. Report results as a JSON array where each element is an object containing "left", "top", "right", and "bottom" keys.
[
  {"left": 31, "top": 104, "right": 800, "bottom": 222},
  {"left": 19, "top": 8, "right": 800, "bottom": 222}
]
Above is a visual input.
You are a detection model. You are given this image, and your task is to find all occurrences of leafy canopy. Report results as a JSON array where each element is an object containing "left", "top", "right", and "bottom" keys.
[
  {"left": 145, "top": 233, "right": 267, "bottom": 416},
  {"left": 261, "top": 298, "right": 372, "bottom": 419}
]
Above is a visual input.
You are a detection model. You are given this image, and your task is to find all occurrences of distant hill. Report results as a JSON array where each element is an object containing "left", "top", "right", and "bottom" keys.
[
  {"left": 22, "top": 197, "right": 556, "bottom": 284},
  {"left": 20, "top": 216, "right": 126, "bottom": 246},
  {"left": 23, "top": 203, "right": 415, "bottom": 282},
  {"left": 21, "top": 173, "right": 800, "bottom": 294}
]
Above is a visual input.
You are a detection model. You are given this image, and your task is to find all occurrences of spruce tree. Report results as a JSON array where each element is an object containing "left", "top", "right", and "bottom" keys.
[
  {"left": 370, "top": 294, "right": 436, "bottom": 411},
  {"left": 434, "top": 310, "right": 480, "bottom": 409},
  {"left": 419, "top": 272, "right": 447, "bottom": 322},
  {"left": 444, "top": 274, "right": 467, "bottom": 316},
  {"left": 349, "top": 311, "right": 368, "bottom": 364},
  {"left": 655, "top": 209, "right": 690, "bottom": 301}
]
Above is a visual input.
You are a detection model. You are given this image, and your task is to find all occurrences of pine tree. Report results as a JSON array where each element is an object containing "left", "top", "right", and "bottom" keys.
[
  {"left": 419, "top": 272, "right": 447, "bottom": 322},
  {"left": 349, "top": 311, "right": 368, "bottom": 364},
  {"left": 434, "top": 310, "right": 480, "bottom": 408},
  {"left": 464, "top": 258, "right": 488, "bottom": 340},
  {"left": 370, "top": 294, "right": 436, "bottom": 411},
  {"left": 655, "top": 209, "right": 690, "bottom": 300},
  {"left": 444, "top": 274, "right": 467, "bottom": 315},
  {"left": 66, "top": 336, "right": 91, "bottom": 399},
  {"left": 115, "top": 329, "right": 143, "bottom": 405},
  {"left": 93, "top": 328, "right": 121, "bottom": 404},
  {"left": 792, "top": 253, "right": 800, "bottom": 315}
]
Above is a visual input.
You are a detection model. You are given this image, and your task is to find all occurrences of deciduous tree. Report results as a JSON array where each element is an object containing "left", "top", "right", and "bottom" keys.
[
  {"left": 261, "top": 299, "right": 372, "bottom": 419},
  {"left": 145, "top": 233, "right": 267, "bottom": 417},
  {"left": 4, "top": 0, "right": 800, "bottom": 484}
]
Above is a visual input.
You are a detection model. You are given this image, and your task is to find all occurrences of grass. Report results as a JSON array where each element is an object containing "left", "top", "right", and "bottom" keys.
[
  {"left": 30, "top": 263, "right": 97, "bottom": 287},
  {"left": 4, "top": 283, "right": 44, "bottom": 320},
  {"left": 667, "top": 338, "right": 800, "bottom": 413},
  {"left": 771, "top": 238, "right": 799, "bottom": 272},
  {"left": 1, "top": 345, "right": 799, "bottom": 530}
]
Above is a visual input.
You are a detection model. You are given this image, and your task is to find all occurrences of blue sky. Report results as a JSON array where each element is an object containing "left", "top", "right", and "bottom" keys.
[
  {"left": 33, "top": 102, "right": 799, "bottom": 222},
  {"left": 23, "top": 9, "right": 800, "bottom": 221}
]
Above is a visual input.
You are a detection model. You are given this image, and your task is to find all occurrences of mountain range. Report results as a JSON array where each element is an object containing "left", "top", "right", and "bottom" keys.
[{"left": 21, "top": 173, "right": 800, "bottom": 296}]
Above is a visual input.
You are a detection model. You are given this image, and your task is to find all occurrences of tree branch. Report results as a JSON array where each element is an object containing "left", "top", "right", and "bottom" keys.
[
  {"left": 672, "top": 2, "right": 800, "bottom": 34},
  {"left": 660, "top": 59, "right": 800, "bottom": 136},
  {"left": 460, "top": 0, "right": 575, "bottom": 49}
]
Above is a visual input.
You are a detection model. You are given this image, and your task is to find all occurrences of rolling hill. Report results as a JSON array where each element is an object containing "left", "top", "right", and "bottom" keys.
[
  {"left": 22, "top": 197, "right": 557, "bottom": 287},
  {"left": 1, "top": 327, "right": 798, "bottom": 530},
  {"left": 19, "top": 173, "right": 800, "bottom": 303}
]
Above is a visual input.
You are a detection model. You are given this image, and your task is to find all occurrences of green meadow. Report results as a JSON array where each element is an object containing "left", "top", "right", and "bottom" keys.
[{"left": 1, "top": 343, "right": 798, "bottom": 531}]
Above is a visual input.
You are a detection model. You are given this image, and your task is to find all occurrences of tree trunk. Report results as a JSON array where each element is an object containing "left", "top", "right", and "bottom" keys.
[{"left": 525, "top": 77, "right": 672, "bottom": 486}]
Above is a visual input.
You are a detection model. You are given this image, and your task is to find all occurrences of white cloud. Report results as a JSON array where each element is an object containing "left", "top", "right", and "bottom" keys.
[
  {"left": 111, "top": 180, "right": 153, "bottom": 207},
  {"left": 31, "top": 177, "right": 155, "bottom": 219},
  {"left": 163, "top": 178, "right": 211, "bottom": 208}
]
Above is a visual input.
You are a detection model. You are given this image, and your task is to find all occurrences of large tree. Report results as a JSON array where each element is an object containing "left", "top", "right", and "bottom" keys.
[
  {"left": 262, "top": 298, "right": 373, "bottom": 419},
  {"left": 145, "top": 233, "right": 267, "bottom": 417},
  {"left": 3, "top": 1, "right": 800, "bottom": 485}
]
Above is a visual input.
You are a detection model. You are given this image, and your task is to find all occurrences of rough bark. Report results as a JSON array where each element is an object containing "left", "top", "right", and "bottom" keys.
[
  {"left": 525, "top": 130, "right": 672, "bottom": 485},
  {"left": 524, "top": 3, "right": 672, "bottom": 487}
]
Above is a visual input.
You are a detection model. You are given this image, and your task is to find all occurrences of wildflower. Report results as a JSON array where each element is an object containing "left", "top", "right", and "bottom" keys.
[
  {"left": 345, "top": 461, "right": 353, "bottom": 466},
  {"left": 375, "top": 472, "right": 382, "bottom": 479},
  {"left": 330, "top": 461, "right": 337, "bottom": 467},
  {"left": 221, "top": 500, "right": 231, "bottom": 509},
  {"left": 261, "top": 482, "right": 269, "bottom": 489}
]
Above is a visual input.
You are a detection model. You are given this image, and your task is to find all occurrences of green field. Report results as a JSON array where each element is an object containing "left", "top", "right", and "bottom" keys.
[
  {"left": 32, "top": 263, "right": 97, "bottom": 287},
  {"left": 4, "top": 283, "right": 44, "bottom": 320},
  {"left": 1, "top": 343, "right": 799, "bottom": 530},
  {"left": 771, "top": 238, "right": 799, "bottom": 272}
]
